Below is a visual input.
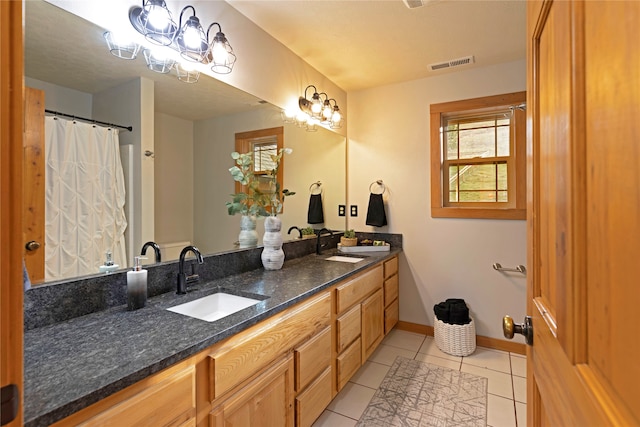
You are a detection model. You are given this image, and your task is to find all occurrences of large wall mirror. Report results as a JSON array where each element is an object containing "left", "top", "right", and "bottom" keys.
[{"left": 24, "top": 0, "right": 346, "bottom": 285}]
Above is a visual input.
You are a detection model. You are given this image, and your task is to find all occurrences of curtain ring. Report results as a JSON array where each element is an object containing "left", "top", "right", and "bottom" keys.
[
  {"left": 309, "top": 181, "right": 322, "bottom": 195},
  {"left": 369, "top": 180, "right": 385, "bottom": 195}
]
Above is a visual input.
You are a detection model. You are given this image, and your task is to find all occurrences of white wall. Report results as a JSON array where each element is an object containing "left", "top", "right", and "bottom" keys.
[
  {"left": 154, "top": 112, "right": 194, "bottom": 248},
  {"left": 347, "top": 59, "right": 528, "bottom": 340},
  {"left": 93, "top": 77, "right": 155, "bottom": 266},
  {"left": 193, "top": 108, "right": 347, "bottom": 254},
  {"left": 24, "top": 77, "right": 92, "bottom": 116}
]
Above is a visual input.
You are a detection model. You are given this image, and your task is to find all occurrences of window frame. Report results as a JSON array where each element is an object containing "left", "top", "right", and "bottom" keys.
[
  {"left": 430, "top": 92, "right": 526, "bottom": 220},
  {"left": 235, "top": 126, "right": 285, "bottom": 213}
]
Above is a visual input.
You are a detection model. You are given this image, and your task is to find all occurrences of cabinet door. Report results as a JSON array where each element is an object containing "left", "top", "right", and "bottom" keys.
[
  {"left": 361, "top": 289, "right": 384, "bottom": 362},
  {"left": 209, "top": 356, "right": 294, "bottom": 427}
]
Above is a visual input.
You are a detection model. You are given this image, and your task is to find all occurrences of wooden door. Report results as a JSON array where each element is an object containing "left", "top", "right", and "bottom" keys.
[
  {"left": 23, "top": 86, "right": 46, "bottom": 284},
  {"left": 526, "top": 0, "right": 640, "bottom": 425},
  {"left": 0, "top": 1, "right": 24, "bottom": 426}
]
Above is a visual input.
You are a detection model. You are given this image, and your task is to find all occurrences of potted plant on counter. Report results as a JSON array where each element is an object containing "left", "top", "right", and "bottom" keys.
[
  {"left": 340, "top": 229, "right": 358, "bottom": 247},
  {"left": 227, "top": 151, "right": 269, "bottom": 248},
  {"left": 301, "top": 227, "right": 316, "bottom": 239}
]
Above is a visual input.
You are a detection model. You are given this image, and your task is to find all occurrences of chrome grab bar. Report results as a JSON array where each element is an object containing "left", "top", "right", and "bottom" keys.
[{"left": 492, "top": 263, "right": 526, "bottom": 275}]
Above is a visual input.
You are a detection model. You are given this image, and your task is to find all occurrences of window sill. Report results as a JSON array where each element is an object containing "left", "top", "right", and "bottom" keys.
[{"left": 431, "top": 207, "right": 526, "bottom": 220}]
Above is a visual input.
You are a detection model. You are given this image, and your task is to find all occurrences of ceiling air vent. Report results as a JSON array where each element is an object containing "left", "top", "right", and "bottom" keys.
[
  {"left": 429, "top": 55, "right": 475, "bottom": 71},
  {"left": 402, "top": 0, "right": 424, "bottom": 8}
]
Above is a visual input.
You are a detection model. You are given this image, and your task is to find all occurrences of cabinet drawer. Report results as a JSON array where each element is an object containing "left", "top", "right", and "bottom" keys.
[
  {"left": 385, "top": 298, "right": 399, "bottom": 334},
  {"left": 295, "top": 367, "right": 332, "bottom": 427},
  {"left": 69, "top": 365, "right": 196, "bottom": 427},
  {"left": 209, "top": 291, "right": 330, "bottom": 400},
  {"left": 384, "top": 256, "right": 398, "bottom": 279},
  {"left": 336, "top": 304, "right": 361, "bottom": 354},
  {"left": 295, "top": 327, "right": 331, "bottom": 392},
  {"left": 336, "top": 337, "right": 361, "bottom": 391},
  {"left": 335, "top": 265, "right": 383, "bottom": 314},
  {"left": 361, "top": 289, "right": 384, "bottom": 362},
  {"left": 383, "top": 274, "right": 398, "bottom": 307}
]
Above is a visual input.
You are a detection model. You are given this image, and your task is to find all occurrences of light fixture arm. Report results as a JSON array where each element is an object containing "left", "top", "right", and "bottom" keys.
[
  {"left": 304, "top": 85, "right": 318, "bottom": 100},
  {"left": 178, "top": 5, "right": 197, "bottom": 28},
  {"left": 206, "top": 22, "right": 223, "bottom": 41}
]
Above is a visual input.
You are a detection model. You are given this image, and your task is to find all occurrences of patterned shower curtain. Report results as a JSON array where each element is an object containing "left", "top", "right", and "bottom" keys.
[{"left": 45, "top": 116, "right": 127, "bottom": 281}]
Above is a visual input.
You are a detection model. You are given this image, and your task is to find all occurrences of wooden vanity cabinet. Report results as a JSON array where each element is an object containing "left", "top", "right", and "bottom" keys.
[
  {"left": 383, "top": 256, "right": 399, "bottom": 334},
  {"left": 333, "top": 264, "right": 384, "bottom": 392},
  {"left": 52, "top": 359, "right": 197, "bottom": 427},
  {"left": 53, "top": 255, "right": 399, "bottom": 427},
  {"left": 209, "top": 355, "right": 294, "bottom": 427}
]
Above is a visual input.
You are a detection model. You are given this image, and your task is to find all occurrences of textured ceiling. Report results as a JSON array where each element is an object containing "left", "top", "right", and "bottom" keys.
[
  {"left": 24, "top": 0, "right": 269, "bottom": 121},
  {"left": 25, "top": 0, "right": 527, "bottom": 121},
  {"left": 226, "top": 0, "right": 527, "bottom": 91}
]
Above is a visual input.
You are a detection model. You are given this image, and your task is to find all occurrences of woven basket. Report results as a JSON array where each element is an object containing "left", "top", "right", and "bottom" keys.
[{"left": 434, "top": 316, "right": 476, "bottom": 356}]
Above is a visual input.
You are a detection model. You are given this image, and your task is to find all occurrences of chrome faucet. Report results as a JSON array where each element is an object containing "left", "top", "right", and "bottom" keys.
[
  {"left": 316, "top": 228, "right": 334, "bottom": 255},
  {"left": 287, "top": 226, "right": 302, "bottom": 239},
  {"left": 177, "top": 245, "right": 204, "bottom": 295},
  {"left": 141, "top": 241, "right": 161, "bottom": 263}
]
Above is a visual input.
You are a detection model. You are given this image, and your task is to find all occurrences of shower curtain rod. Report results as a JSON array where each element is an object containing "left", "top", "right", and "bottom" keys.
[{"left": 45, "top": 109, "right": 133, "bottom": 132}]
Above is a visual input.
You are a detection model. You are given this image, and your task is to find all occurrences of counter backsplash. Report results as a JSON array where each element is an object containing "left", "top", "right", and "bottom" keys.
[{"left": 24, "top": 232, "right": 402, "bottom": 330}]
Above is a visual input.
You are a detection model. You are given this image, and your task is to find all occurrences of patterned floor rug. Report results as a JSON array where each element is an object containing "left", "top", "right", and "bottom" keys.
[{"left": 356, "top": 356, "right": 488, "bottom": 427}]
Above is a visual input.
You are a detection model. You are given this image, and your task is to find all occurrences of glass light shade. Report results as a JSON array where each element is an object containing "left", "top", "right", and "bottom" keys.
[
  {"left": 306, "top": 117, "right": 319, "bottom": 132},
  {"left": 174, "top": 62, "right": 200, "bottom": 83},
  {"left": 330, "top": 108, "right": 343, "bottom": 129},
  {"left": 133, "top": 0, "right": 177, "bottom": 46},
  {"left": 175, "top": 15, "right": 208, "bottom": 62},
  {"left": 143, "top": 48, "right": 176, "bottom": 73},
  {"left": 209, "top": 33, "right": 237, "bottom": 74},
  {"left": 104, "top": 32, "right": 140, "bottom": 60},
  {"left": 281, "top": 109, "right": 296, "bottom": 123}
]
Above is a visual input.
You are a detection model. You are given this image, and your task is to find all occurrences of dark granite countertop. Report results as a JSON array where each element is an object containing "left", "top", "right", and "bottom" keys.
[{"left": 23, "top": 249, "right": 400, "bottom": 426}]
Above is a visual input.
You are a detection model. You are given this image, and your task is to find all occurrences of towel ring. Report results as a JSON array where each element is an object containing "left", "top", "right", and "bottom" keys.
[
  {"left": 369, "top": 180, "right": 386, "bottom": 195},
  {"left": 309, "top": 181, "right": 323, "bottom": 195}
]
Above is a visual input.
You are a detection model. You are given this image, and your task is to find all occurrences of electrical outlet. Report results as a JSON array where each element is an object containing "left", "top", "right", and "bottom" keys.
[
  {"left": 350, "top": 205, "right": 358, "bottom": 217},
  {"left": 338, "top": 205, "right": 346, "bottom": 216}
]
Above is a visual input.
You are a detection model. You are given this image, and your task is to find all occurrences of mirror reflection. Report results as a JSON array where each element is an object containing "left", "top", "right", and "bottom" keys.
[{"left": 24, "top": 0, "right": 346, "bottom": 285}]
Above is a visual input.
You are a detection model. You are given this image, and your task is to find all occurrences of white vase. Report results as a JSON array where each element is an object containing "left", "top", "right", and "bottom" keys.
[
  {"left": 238, "top": 215, "right": 258, "bottom": 248},
  {"left": 261, "top": 216, "right": 285, "bottom": 270}
]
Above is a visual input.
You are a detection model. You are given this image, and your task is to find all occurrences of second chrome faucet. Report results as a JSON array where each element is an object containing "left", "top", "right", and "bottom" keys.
[{"left": 177, "top": 245, "right": 204, "bottom": 294}]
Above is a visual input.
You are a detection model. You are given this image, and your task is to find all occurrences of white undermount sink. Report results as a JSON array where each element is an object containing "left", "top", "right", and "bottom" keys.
[
  {"left": 167, "top": 293, "right": 262, "bottom": 322},
  {"left": 325, "top": 255, "right": 365, "bottom": 263}
]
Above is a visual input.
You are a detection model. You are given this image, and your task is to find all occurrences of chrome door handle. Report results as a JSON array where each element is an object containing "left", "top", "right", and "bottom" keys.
[
  {"left": 503, "top": 315, "right": 533, "bottom": 345},
  {"left": 25, "top": 240, "right": 41, "bottom": 251}
]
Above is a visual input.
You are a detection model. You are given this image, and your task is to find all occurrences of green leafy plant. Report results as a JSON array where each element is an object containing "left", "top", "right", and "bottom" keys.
[
  {"left": 226, "top": 148, "right": 295, "bottom": 217},
  {"left": 301, "top": 227, "right": 315, "bottom": 236},
  {"left": 344, "top": 229, "right": 356, "bottom": 238}
]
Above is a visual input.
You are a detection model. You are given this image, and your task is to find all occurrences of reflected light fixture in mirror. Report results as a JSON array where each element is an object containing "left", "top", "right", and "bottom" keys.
[
  {"left": 104, "top": 31, "right": 141, "bottom": 60},
  {"left": 286, "top": 85, "right": 343, "bottom": 131}
]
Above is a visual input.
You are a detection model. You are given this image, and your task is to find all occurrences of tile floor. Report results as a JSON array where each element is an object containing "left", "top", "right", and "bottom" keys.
[{"left": 313, "top": 329, "right": 527, "bottom": 427}]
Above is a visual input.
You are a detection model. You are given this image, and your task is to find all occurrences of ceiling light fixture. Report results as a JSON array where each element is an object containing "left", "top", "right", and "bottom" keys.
[
  {"left": 116, "top": 1, "right": 236, "bottom": 80},
  {"left": 288, "top": 85, "right": 344, "bottom": 131},
  {"left": 206, "top": 23, "right": 237, "bottom": 74},
  {"left": 130, "top": 0, "right": 177, "bottom": 46},
  {"left": 174, "top": 6, "right": 208, "bottom": 62}
]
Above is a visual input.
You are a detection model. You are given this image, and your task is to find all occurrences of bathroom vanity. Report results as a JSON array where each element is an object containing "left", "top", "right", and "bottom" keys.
[{"left": 24, "top": 248, "right": 400, "bottom": 427}]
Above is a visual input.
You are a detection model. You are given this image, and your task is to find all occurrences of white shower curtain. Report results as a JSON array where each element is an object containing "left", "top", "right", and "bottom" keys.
[{"left": 45, "top": 117, "right": 127, "bottom": 281}]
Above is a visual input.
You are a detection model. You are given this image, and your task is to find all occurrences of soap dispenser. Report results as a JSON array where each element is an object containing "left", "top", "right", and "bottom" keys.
[
  {"left": 99, "top": 250, "right": 119, "bottom": 274},
  {"left": 127, "top": 256, "right": 147, "bottom": 310}
]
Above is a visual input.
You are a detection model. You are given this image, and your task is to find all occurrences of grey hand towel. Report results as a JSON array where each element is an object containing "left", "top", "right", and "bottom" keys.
[
  {"left": 366, "top": 193, "right": 387, "bottom": 227},
  {"left": 307, "top": 193, "right": 324, "bottom": 224}
]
